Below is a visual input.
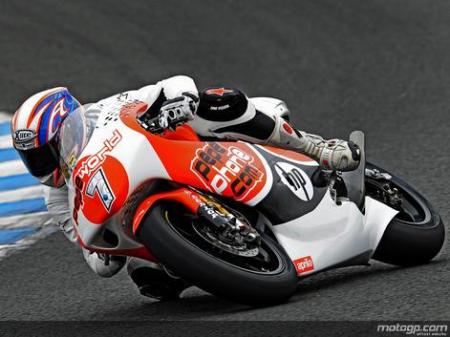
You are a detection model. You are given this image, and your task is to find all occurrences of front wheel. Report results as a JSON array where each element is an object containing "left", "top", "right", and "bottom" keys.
[
  {"left": 138, "top": 202, "right": 298, "bottom": 306},
  {"left": 367, "top": 162, "right": 445, "bottom": 266}
]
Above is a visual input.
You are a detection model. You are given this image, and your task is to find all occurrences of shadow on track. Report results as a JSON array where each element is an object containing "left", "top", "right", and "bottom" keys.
[{"left": 97, "top": 258, "right": 447, "bottom": 321}]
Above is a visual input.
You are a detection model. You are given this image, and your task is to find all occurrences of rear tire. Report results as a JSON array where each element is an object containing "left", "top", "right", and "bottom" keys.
[
  {"left": 368, "top": 163, "right": 445, "bottom": 266},
  {"left": 138, "top": 202, "right": 298, "bottom": 306}
]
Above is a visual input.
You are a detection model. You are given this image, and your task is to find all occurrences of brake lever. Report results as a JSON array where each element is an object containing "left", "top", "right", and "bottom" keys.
[{"left": 138, "top": 115, "right": 190, "bottom": 134}]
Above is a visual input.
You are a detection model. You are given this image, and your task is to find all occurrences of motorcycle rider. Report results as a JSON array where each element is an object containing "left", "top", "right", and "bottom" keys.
[{"left": 11, "top": 75, "right": 360, "bottom": 300}]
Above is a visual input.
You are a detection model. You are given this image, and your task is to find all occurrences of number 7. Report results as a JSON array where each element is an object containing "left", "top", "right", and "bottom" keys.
[{"left": 86, "top": 168, "right": 115, "bottom": 212}]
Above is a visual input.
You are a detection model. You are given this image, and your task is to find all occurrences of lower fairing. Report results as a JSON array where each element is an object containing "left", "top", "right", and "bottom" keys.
[{"left": 271, "top": 192, "right": 398, "bottom": 276}]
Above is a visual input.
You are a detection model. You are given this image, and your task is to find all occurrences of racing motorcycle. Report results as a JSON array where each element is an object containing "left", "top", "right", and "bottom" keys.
[{"left": 60, "top": 99, "right": 445, "bottom": 306}]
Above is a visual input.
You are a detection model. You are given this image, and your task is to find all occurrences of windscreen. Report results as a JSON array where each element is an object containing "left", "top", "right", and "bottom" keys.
[{"left": 58, "top": 104, "right": 92, "bottom": 184}]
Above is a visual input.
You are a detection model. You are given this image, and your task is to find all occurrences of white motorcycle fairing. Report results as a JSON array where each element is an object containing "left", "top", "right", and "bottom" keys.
[
  {"left": 271, "top": 193, "right": 398, "bottom": 276},
  {"left": 64, "top": 99, "right": 398, "bottom": 278}
]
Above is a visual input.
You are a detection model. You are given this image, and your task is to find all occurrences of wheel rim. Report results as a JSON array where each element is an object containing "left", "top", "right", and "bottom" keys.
[{"left": 163, "top": 205, "right": 286, "bottom": 275}]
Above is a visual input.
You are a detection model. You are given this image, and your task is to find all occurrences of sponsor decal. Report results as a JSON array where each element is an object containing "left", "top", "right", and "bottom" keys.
[
  {"left": 282, "top": 122, "right": 294, "bottom": 135},
  {"left": 61, "top": 151, "right": 79, "bottom": 181},
  {"left": 186, "top": 190, "right": 204, "bottom": 205},
  {"left": 67, "top": 152, "right": 78, "bottom": 169},
  {"left": 77, "top": 129, "right": 122, "bottom": 179},
  {"left": 72, "top": 175, "right": 85, "bottom": 225},
  {"left": 48, "top": 98, "right": 69, "bottom": 137},
  {"left": 294, "top": 256, "right": 314, "bottom": 275},
  {"left": 72, "top": 129, "right": 128, "bottom": 225},
  {"left": 210, "top": 104, "right": 230, "bottom": 111},
  {"left": 184, "top": 190, "right": 231, "bottom": 228},
  {"left": 190, "top": 142, "right": 264, "bottom": 201},
  {"left": 73, "top": 155, "right": 129, "bottom": 225},
  {"left": 116, "top": 92, "right": 129, "bottom": 102},
  {"left": 86, "top": 168, "right": 115, "bottom": 212},
  {"left": 13, "top": 129, "right": 36, "bottom": 150},
  {"left": 205, "top": 88, "right": 234, "bottom": 96},
  {"left": 14, "top": 129, "right": 35, "bottom": 142},
  {"left": 274, "top": 162, "right": 314, "bottom": 201}
]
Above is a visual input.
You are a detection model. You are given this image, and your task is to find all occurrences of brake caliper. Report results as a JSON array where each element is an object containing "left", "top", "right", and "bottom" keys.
[
  {"left": 194, "top": 194, "right": 261, "bottom": 257},
  {"left": 366, "top": 168, "right": 402, "bottom": 209}
]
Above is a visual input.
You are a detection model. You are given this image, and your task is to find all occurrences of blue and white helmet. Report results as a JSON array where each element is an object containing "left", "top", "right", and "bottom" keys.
[{"left": 11, "top": 87, "right": 82, "bottom": 187}]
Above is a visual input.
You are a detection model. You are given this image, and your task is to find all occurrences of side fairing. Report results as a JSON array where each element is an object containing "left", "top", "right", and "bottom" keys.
[
  {"left": 69, "top": 102, "right": 170, "bottom": 246},
  {"left": 120, "top": 105, "right": 327, "bottom": 215},
  {"left": 72, "top": 101, "right": 325, "bottom": 248},
  {"left": 251, "top": 145, "right": 327, "bottom": 224},
  {"left": 120, "top": 106, "right": 274, "bottom": 205},
  {"left": 271, "top": 195, "right": 398, "bottom": 276}
]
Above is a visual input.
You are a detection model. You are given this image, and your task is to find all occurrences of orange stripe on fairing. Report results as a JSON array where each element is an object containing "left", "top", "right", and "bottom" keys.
[
  {"left": 260, "top": 145, "right": 317, "bottom": 163},
  {"left": 160, "top": 124, "right": 200, "bottom": 141},
  {"left": 132, "top": 188, "right": 201, "bottom": 234}
]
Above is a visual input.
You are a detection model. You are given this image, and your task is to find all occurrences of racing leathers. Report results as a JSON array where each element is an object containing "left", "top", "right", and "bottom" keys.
[{"left": 45, "top": 75, "right": 360, "bottom": 299}]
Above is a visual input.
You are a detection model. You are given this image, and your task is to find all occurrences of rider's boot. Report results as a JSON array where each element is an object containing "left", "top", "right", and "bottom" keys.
[
  {"left": 127, "top": 257, "right": 189, "bottom": 301},
  {"left": 267, "top": 116, "right": 361, "bottom": 172}
]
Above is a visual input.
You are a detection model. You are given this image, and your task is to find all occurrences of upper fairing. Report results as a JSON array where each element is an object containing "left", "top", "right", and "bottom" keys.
[{"left": 68, "top": 99, "right": 170, "bottom": 245}]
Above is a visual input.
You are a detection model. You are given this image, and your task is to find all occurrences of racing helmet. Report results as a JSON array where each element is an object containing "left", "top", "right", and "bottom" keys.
[{"left": 11, "top": 87, "right": 83, "bottom": 187}]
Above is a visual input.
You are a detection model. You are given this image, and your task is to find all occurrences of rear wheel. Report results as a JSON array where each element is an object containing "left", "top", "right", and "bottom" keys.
[
  {"left": 367, "top": 162, "right": 445, "bottom": 266},
  {"left": 138, "top": 202, "right": 298, "bottom": 306}
]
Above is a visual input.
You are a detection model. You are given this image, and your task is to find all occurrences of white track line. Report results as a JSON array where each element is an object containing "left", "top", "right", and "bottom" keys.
[
  {"left": 0, "top": 211, "right": 52, "bottom": 228},
  {"left": 0, "top": 111, "right": 56, "bottom": 260},
  {"left": 0, "top": 160, "right": 28, "bottom": 177},
  {"left": 0, "top": 112, "right": 12, "bottom": 149},
  {"left": 0, "top": 185, "right": 44, "bottom": 203},
  {"left": 0, "top": 112, "right": 10, "bottom": 123},
  {"left": 0, "top": 135, "right": 12, "bottom": 149},
  {"left": 0, "top": 226, "right": 56, "bottom": 259}
]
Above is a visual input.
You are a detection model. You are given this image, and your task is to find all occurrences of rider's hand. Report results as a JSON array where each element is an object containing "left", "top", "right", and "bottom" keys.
[
  {"left": 158, "top": 92, "right": 199, "bottom": 130},
  {"left": 319, "top": 139, "right": 361, "bottom": 171}
]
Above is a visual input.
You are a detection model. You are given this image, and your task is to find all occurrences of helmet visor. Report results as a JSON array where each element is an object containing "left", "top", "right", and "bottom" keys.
[
  {"left": 16, "top": 137, "right": 60, "bottom": 177},
  {"left": 57, "top": 105, "right": 90, "bottom": 182}
]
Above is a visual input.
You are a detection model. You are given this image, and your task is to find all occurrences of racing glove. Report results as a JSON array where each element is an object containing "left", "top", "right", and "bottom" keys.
[
  {"left": 144, "top": 92, "right": 199, "bottom": 133},
  {"left": 300, "top": 134, "right": 361, "bottom": 171}
]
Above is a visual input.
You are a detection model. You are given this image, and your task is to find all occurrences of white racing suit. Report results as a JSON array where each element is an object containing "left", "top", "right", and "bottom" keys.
[{"left": 45, "top": 75, "right": 360, "bottom": 298}]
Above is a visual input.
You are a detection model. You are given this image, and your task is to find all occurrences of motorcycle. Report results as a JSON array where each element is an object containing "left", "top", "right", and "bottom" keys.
[{"left": 60, "top": 99, "right": 445, "bottom": 306}]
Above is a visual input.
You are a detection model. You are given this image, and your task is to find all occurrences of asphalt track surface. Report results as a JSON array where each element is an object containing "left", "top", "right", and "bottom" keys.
[{"left": 0, "top": 0, "right": 449, "bottom": 322}]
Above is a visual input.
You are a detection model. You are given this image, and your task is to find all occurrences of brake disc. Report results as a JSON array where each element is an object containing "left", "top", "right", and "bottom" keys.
[{"left": 192, "top": 221, "right": 260, "bottom": 257}]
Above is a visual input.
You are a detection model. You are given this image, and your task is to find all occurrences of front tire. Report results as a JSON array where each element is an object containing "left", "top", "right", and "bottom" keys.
[
  {"left": 367, "top": 163, "right": 445, "bottom": 266},
  {"left": 138, "top": 202, "right": 298, "bottom": 306}
]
